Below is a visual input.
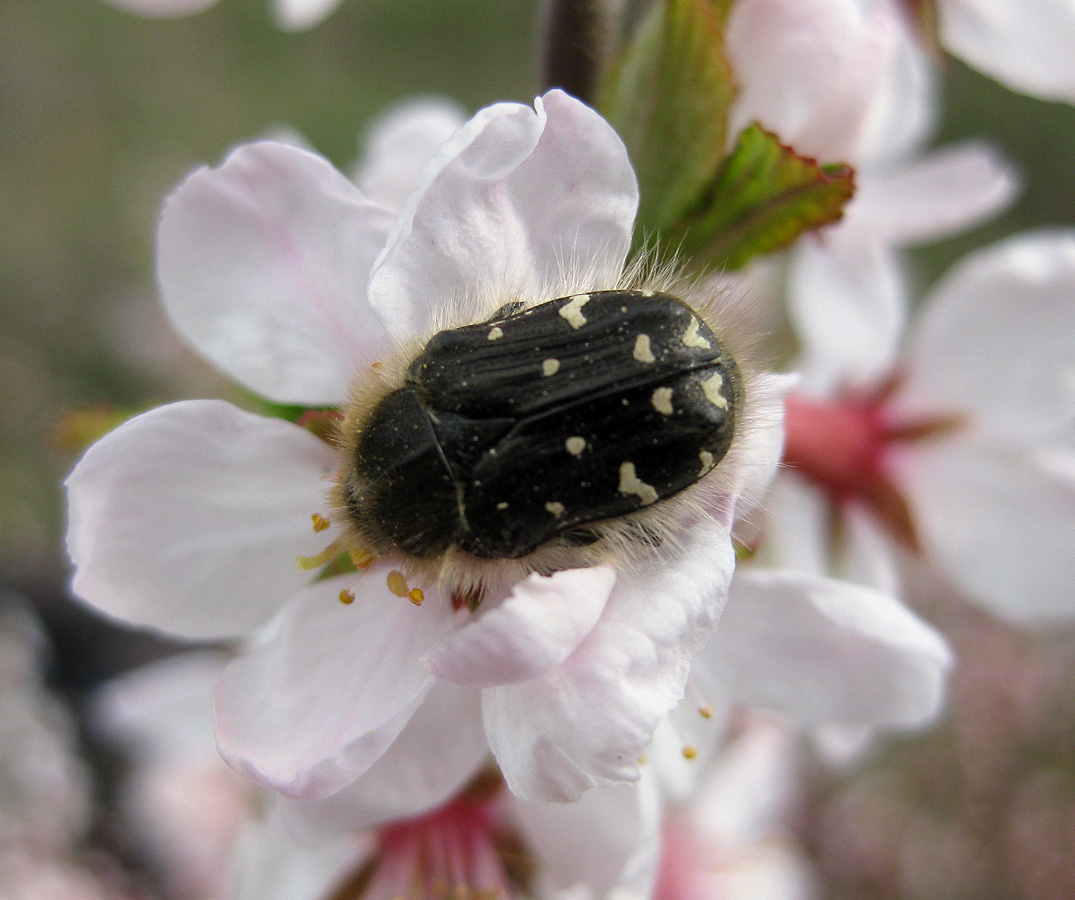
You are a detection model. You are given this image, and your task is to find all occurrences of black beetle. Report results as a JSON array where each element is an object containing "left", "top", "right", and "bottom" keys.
[{"left": 336, "top": 290, "right": 741, "bottom": 569}]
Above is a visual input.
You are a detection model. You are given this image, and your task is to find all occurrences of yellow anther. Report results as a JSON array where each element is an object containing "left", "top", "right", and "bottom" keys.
[
  {"left": 386, "top": 570, "right": 409, "bottom": 598},
  {"left": 682, "top": 745, "right": 698, "bottom": 760},
  {"left": 408, "top": 588, "right": 425, "bottom": 606},
  {"left": 311, "top": 512, "right": 331, "bottom": 533},
  {"left": 339, "top": 589, "right": 355, "bottom": 605},
  {"left": 370, "top": 360, "right": 384, "bottom": 371},
  {"left": 698, "top": 704, "right": 714, "bottom": 719},
  {"left": 350, "top": 547, "right": 375, "bottom": 570}
]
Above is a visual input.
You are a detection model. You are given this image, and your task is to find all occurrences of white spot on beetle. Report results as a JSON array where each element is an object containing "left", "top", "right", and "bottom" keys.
[
  {"left": 545, "top": 501, "right": 566, "bottom": 517},
  {"left": 633, "top": 334, "right": 656, "bottom": 364},
  {"left": 559, "top": 294, "right": 590, "bottom": 329},
  {"left": 699, "top": 450, "right": 714, "bottom": 473},
  {"left": 651, "top": 387, "right": 674, "bottom": 416},
  {"left": 682, "top": 317, "right": 711, "bottom": 349},
  {"left": 542, "top": 358, "right": 560, "bottom": 376},
  {"left": 487, "top": 326, "right": 504, "bottom": 341},
  {"left": 641, "top": 289, "right": 655, "bottom": 297},
  {"left": 618, "top": 461, "right": 658, "bottom": 505},
  {"left": 565, "top": 436, "right": 586, "bottom": 456},
  {"left": 496, "top": 501, "right": 509, "bottom": 510},
  {"left": 703, "top": 372, "right": 729, "bottom": 410}
]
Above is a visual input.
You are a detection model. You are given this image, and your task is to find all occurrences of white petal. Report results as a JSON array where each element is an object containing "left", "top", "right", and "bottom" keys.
[
  {"left": 508, "top": 776, "right": 661, "bottom": 900},
  {"left": 896, "top": 433, "right": 1075, "bottom": 624},
  {"left": 854, "top": 18, "right": 937, "bottom": 166},
  {"left": 836, "top": 502, "right": 902, "bottom": 597},
  {"left": 214, "top": 574, "right": 462, "bottom": 800},
  {"left": 756, "top": 473, "right": 831, "bottom": 577},
  {"left": 234, "top": 810, "right": 370, "bottom": 900},
  {"left": 271, "top": 0, "right": 342, "bottom": 31},
  {"left": 897, "top": 230, "right": 1075, "bottom": 442},
  {"left": 280, "top": 682, "right": 488, "bottom": 837},
  {"left": 354, "top": 99, "right": 468, "bottom": 211},
  {"left": 427, "top": 567, "right": 615, "bottom": 688},
  {"left": 158, "top": 141, "right": 396, "bottom": 405},
  {"left": 851, "top": 143, "right": 1018, "bottom": 246},
  {"left": 65, "top": 400, "right": 338, "bottom": 641},
  {"left": 92, "top": 651, "right": 226, "bottom": 764},
  {"left": 703, "top": 569, "right": 951, "bottom": 727},
  {"left": 368, "top": 90, "right": 638, "bottom": 338},
  {"left": 788, "top": 236, "right": 905, "bottom": 387},
  {"left": 646, "top": 702, "right": 731, "bottom": 804},
  {"left": 691, "top": 719, "right": 801, "bottom": 848},
  {"left": 728, "top": 0, "right": 899, "bottom": 161},
  {"left": 483, "top": 521, "right": 735, "bottom": 802},
  {"left": 940, "top": 0, "right": 1075, "bottom": 103},
  {"left": 98, "top": 0, "right": 218, "bottom": 16}
]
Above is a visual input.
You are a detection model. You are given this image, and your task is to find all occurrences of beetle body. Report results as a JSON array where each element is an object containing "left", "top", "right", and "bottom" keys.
[{"left": 338, "top": 290, "right": 741, "bottom": 570}]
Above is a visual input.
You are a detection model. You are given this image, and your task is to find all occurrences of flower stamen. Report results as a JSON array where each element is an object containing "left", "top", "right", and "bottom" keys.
[
  {"left": 339, "top": 589, "right": 356, "bottom": 605},
  {"left": 311, "top": 512, "right": 332, "bottom": 532},
  {"left": 296, "top": 537, "right": 345, "bottom": 570}
]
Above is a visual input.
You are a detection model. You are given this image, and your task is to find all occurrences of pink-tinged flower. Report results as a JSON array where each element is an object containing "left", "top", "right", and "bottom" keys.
[
  {"left": 66, "top": 90, "right": 786, "bottom": 810},
  {"left": 727, "top": 0, "right": 1018, "bottom": 389},
  {"left": 96, "top": 651, "right": 662, "bottom": 900},
  {"left": 774, "top": 230, "right": 1075, "bottom": 624},
  {"left": 656, "top": 718, "right": 818, "bottom": 900},
  {"left": 99, "top": 0, "right": 342, "bottom": 32},
  {"left": 728, "top": 0, "right": 937, "bottom": 166}
]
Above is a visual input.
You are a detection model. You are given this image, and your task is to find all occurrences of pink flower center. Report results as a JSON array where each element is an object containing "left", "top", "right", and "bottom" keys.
[
  {"left": 360, "top": 794, "right": 518, "bottom": 900},
  {"left": 782, "top": 386, "right": 962, "bottom": 549}
]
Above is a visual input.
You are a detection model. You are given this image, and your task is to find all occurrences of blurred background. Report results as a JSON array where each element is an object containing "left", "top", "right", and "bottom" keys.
[{"left": 1, "top": 0, "right": 1074, "bottom": 897}]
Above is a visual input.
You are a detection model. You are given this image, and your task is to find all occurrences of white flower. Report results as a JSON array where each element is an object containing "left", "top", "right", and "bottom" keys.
[
  {"left": 95, "top": 651, "right": 662, "bottom": 900},
  {"left": 775, "top": 230, "right": 1075, "bottom": 624},
  {"left": 99, "top": 0, "right": 341, "bottom": 32},
  {"left": 654, "top": 717, "right": 818, "bottom": 900},
  {"left": 66, "top": 90, "right": 786, "bottom": 810},
  {"left": 727, "top": 0, "right": 1019, "bottom": 390}
]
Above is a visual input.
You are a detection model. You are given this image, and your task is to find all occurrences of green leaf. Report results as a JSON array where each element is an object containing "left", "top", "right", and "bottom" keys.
[
  {"left": 597, "top": 0, "right": 736, "bottom": 239},
  {"left": 673, "top": 123, "right": 856, "bottom": 271}
]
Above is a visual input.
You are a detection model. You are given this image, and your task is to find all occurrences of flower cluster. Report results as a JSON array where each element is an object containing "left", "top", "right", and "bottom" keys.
[{"left": 59, "top": 0, "right": 1075, "bottom": 897}]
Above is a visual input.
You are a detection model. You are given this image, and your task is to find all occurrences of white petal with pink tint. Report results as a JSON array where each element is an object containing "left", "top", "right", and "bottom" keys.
[
  {"left": 482, "top": 520, "right": 735, "bottom": 802},
  {"left": 158, "top": 141, "right": 396, "bottom": 406},
  {"left": 65, "top": 400, "right": 337, "bottom": 641},
  {"left": 727, "top": 0, "right": 898, "bottom": 161},
  {"left": 897, "top": 433, "right": 1075, "bottom": 624},
  {"left": 280, "top": 682, "right": 488, "bottom": 837},
  {"left": 214, "top": 574, "right": 462, "bottom": 800},
  {"left": 427, "top": 567, "right": 615, "bottom": 688},
  {"left": 510, "top": 775, "right": 661, "bottom": 900},
  {"left": 789, "top": 237, "right": 905, "bottom": 388},
  {"left": 940, "top": 0, "right": 1075, "bottom": 103},
  {"left": 368, "top": 90, "right": 638, "bottom": 338},
  {"left": 704, "top": 570, "right": 951, "bottom": 726},
  {"left": 850, "top": 143, "right": 1018, "bottom": 246},
  {"left": 354, "top": 99, "right": 468, "bottom": 211},
  {"left": 897, "top": 230, "right": 1075, "bottom": 442}
]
